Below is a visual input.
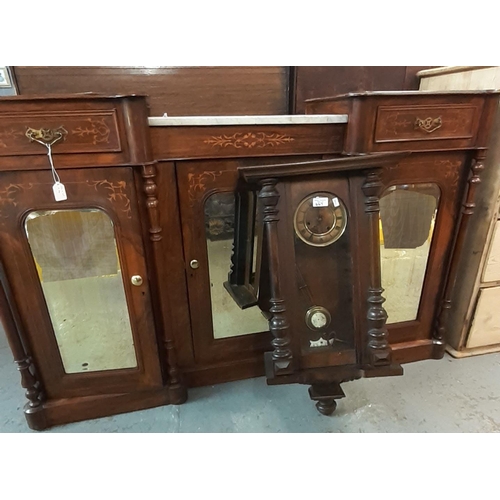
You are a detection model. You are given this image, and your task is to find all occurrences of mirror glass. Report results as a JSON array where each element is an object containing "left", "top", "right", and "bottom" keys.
[
  {"left": 380, "top": 183, "right": 440, "bottom": 323},
  {"left": 25, "top": 209, "right": 137, "bottom": 373},
  {"left": 205, "top": 192, "right": 268, "bottom": 339}
]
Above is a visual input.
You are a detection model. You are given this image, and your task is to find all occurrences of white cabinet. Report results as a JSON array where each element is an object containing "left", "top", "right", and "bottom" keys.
[
  {"left": 467, "top": 287, "right": 500, "bottom": 348},
  {"left": 483, "top": 221, "right": 500, "bottom": 283},
  {"left": 419, "top": 66, "right": 500, "bottom": 356}
]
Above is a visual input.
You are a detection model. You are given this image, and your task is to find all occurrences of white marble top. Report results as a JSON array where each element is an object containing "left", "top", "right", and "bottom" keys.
[{"left": 148, "top": 114, "right": 348, "bottom": 126}]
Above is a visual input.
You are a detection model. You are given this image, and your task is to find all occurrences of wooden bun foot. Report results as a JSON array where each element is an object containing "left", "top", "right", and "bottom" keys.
[
  {"left": 309, "top": 382, "right": 345, "bottom": 417},
  {"left": 315, "top": 398, "right": 337, "bottom": 415}
]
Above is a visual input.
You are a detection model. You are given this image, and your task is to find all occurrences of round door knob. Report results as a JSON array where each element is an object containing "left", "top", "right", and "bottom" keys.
[
  {"left": 131, "top": 275, "right": 143, "bottom": 286},
  {"left": 190, "top": 259, "right": 199, "bottom": 269}
]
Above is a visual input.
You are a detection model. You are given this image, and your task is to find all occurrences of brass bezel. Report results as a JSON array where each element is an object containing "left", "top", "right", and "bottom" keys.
[
  {"left": 305, "top": 305, "right": 332, "bottom": 331},
  {"left": 293, "top": 192, "right": 348, "bottom": 247}
]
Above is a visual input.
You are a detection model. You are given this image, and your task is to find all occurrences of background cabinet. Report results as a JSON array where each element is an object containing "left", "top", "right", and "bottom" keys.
[{"left": 10, "top": 66, "right": 435, "bottom": 116}]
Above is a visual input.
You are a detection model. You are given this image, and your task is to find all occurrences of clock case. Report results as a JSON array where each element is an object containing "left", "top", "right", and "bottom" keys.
[{"left": 226, "top": 152, "right": 409, "bottom": 414}]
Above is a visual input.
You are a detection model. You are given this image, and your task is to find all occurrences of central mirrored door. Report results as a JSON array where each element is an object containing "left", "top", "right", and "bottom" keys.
[{"left": 177, "top": 160, "right": 272, "bottom": 364}]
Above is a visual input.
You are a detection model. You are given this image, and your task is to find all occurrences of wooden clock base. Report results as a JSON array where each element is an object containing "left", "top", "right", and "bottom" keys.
[{"left": 308, "top": 383, "right": 346, "bottom": 416}]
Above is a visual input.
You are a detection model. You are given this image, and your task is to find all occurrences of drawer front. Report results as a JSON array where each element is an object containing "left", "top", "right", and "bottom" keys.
[
  {"left": 0, "top": 109, "right": 122, "bottom": 157},
  {"left": 374, "top": 104, "right": 481, "bottom": 144},
  {"left": 467, "top": 286, "right": 500, "bottom": 348},
  {"left": 483, "top": 221, "right": 500, "bottom": 282}
]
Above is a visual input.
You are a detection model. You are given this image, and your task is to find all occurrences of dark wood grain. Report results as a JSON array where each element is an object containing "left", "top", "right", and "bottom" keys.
[
  {"left": 293, "top": 66, "right": 436, "bottom": 113},
  {"left": 13, "top": 66, "right": 290, "bottom": 116}
]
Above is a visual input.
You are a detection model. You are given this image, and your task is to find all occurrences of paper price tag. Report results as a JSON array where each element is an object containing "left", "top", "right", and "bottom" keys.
[
  {"left": 332, "top": 197, "right": 340, "bottom": 207},
  {"left": 53, "top": 182, "right": 68, "bottom": 202},
  {"left": 313, "top": 196, "right": 329, "bottom": 207}
]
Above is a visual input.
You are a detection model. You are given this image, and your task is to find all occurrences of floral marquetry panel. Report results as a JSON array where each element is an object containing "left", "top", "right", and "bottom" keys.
[{"left": 204, "top": 132, "right": 295, "bottom": 149}]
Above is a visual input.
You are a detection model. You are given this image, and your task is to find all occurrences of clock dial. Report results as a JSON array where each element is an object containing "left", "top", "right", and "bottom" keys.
[
  {"left": 293, "top": 193, "right": 348, "bottom": 247},
  {"left": 311, "top": 311, "right": 327, "bottom": 329},
  {"left": 305, "top": 306, "right": 331, "bottom": 331}
]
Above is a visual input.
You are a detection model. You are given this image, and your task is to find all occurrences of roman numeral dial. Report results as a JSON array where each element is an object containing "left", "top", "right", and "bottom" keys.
[{"left": 293, "top": 192, "right": 348, "bottom": 247}]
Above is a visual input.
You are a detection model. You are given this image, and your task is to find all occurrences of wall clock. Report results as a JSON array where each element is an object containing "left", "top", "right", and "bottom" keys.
[{"left": 230, "top": 153, "right": 408, "bottom": 414}]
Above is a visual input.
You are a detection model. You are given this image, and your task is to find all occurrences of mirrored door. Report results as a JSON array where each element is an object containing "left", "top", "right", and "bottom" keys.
[
  {"left": 0, "top": 167, "right": 163, "bottom": 398},
  {"left": 177, "top": 160, "right": 272, "bottom": 364}
]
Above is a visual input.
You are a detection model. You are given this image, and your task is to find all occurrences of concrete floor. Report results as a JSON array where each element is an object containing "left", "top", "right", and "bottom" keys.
[{"left": 1, "top": 323, "right": 500, "bottom": 433}]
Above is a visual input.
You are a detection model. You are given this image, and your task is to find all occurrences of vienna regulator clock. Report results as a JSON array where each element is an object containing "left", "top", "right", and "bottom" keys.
[{"left": 226, "top": 153, "right": 408, "bottom": 414}]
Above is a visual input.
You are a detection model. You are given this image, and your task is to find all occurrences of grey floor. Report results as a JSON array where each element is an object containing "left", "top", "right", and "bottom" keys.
[{"left": 1, "top": 323, "right": 500, "bottom": 433}]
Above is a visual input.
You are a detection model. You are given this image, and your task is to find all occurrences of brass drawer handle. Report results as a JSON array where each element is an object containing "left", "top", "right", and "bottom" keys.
[
  {"left": 25, "top": 126, "right": 67, "bottom": 146},
  {"left": 414, "top": 116, "right": 442, "bottom": 134}
]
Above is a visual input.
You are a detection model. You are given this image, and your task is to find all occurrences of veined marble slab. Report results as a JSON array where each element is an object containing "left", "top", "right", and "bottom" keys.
[{"left": 148, "top": 114, "right": 348, "bottom": 126}]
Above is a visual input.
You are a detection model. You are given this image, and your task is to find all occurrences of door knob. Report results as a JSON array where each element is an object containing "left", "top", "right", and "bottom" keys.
[
  {"left": 131, "top": 275, "right": 143, "bottom": 286},
  {"left": 190, "top": 259, "right": 199, "bottom": 269}
]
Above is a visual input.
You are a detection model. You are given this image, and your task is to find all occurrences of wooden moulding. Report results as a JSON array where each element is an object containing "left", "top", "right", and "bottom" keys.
[{"left": 42, "top": 388, "right": 173, "bottom": 429}]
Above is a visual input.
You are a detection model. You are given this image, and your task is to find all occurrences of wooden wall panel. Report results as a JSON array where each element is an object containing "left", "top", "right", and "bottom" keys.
[
  {"left": 293, "top": 66, "right": 436, "bottom": 113},
  {"left": 13, "top": 66, "right": 290, "bottom": 117}
]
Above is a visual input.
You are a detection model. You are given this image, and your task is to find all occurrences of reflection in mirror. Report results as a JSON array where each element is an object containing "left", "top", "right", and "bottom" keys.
[
  {"left": 380, "top": 183, "right": 440, "bottom": 323},
  {"left": 25, "top": 209, "right": 137, "bottom": 374},
  {"left": 205, "top": 192, "right": 268, "bottom": 339}
]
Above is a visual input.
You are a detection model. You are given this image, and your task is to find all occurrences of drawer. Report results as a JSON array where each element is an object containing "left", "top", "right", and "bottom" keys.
[
  {"left": 0, "top": 109, "right": 122, "bottom": 156},
  {"left": 483, "top": 221, "right": 500, "bottom": 282},
  {"left": 0, "top": 95, "right": 151, "bottom": 170},
  {"left": 467, "top": 286, "right": 500, "bottom": 348},
  {"left": 304, "top": 92, "right": 496, "bottom": 153},
  {"left": 374, "top": 104, "right": 481, "bottom": 144}
]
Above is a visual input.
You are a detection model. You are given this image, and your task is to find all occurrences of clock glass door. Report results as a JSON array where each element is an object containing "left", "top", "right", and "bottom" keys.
[{"left": 289, "top": 180, "right": 356, "bottom": 360}]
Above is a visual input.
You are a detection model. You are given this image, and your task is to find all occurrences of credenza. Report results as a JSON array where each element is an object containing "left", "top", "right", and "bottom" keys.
[{"left": 0, "top": 90, "right": 498, "bottom": 429}]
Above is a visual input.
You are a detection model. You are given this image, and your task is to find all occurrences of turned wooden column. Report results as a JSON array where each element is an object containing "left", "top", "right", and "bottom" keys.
[
  {"left": 259, "top": 178, "right": 293, "bottom": 375},
  {"left": 0, "top": 262, "right": 47, "bottom": 430},
  {"left": 435, "top": 150, "right": 486, "bottom": 346},
  {"left": 362, "top": 170, "right": 393, "bottom": 367},
  {"left": 141, "top": 163, "right": 187, "bottom": 403}
]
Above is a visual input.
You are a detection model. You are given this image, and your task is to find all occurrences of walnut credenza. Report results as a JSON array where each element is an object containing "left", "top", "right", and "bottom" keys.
[{"left": 0, "top": 91, "right": 498, "bottom": 429}]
